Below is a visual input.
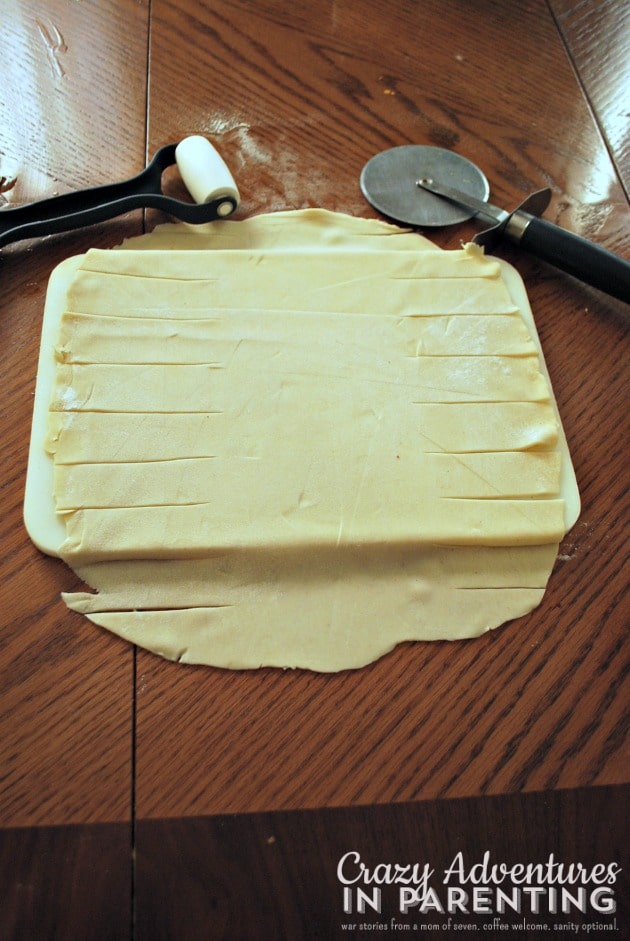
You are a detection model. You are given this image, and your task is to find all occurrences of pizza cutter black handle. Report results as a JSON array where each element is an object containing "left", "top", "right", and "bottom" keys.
[{"left": 516, "top": 215, "right": 630, "bottom": 304}]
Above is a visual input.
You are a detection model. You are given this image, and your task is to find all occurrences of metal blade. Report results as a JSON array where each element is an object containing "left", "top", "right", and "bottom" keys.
[
  {"left": 415, "top": 178, "right": 509, "bottom": 226},
  {"left": 360, "top": 146, "right": 491, "bottom": 228}
]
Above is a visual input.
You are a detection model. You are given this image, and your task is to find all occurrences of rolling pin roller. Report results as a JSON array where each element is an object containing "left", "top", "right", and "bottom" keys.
[{"left": 0, "top": 135, "right": 240, "bottom": 249}]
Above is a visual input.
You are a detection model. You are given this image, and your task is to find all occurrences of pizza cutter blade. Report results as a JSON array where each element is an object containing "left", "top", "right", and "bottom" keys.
[
  {"left": 360, "top": 145, "right": 630, "bottom": 303},
  {"left": 360, "top": 145, "right": 489, "bottom": 228}
]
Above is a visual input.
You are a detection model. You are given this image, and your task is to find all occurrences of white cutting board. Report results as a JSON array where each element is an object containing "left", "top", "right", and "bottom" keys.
[
  {"left": 24, "top": 255, "right": 84, "bottom": 556},
  {"left": 23, "top": 250, "right": 580, "bottom": 558}
]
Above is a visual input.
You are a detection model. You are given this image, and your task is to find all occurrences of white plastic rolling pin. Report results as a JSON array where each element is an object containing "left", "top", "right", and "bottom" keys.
[
  {"left": 0, "top": 135, "right": 240, "bottom": 248},
  {"left": 175, "top": 135, "right": 240, "bottom": 216}
]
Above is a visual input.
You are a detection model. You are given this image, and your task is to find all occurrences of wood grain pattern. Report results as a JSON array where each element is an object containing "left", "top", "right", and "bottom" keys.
[
  {"left": 550, "top": 0, "right": 630, "bottom": 197},
  {"left": 134, "top": 784, "right": 628, "bottom": 940},
  {"left": 0, "top": 0, "right": 149, "bottom": 829},
  {"left": 135, "top": 0, "right": 630, "bottom": 821},
  {"left": 0, "top": 821, "right": 131, "bottom": 941},
  {"left": 0, "top": 0, "right": 149, "bottom": 202}
]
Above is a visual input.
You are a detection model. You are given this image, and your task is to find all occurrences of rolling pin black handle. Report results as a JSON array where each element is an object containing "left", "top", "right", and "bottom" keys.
[
  {"left": 509, "top": 214, "right": 630, "bottom": 304},
  {"left": 0, "top": 138, "right": 240, "bottom": 250}
]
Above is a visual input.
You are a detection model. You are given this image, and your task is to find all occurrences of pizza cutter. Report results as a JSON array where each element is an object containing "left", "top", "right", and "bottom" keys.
[
  {"left": 0, "top": 135, "right": 240, "bottom": 250},
  {"left": 360, "top": 145, "right": 630, "bottom": 303}
]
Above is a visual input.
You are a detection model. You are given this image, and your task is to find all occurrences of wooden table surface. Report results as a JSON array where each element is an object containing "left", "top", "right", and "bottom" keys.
[{"left": 1, "top": 1, "right": 628, "bottom": 939}]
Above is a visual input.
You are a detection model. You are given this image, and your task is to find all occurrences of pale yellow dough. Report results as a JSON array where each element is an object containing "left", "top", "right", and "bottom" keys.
[{"left": 42, "top": 208, "right": 578, "bottom": 671}]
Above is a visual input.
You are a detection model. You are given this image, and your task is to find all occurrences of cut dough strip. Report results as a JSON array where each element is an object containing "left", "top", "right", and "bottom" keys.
[
  {"left": 46, "top": 411, "right": 222, "bottom": 462},
  {"left": 49, "top": 355, "right": 551, "bottom": 413},
  {"left": 79, "top": 585, "right": 548, "bottom": 672},
  {"left": 53, "top": 451, "right": 562, "bottom": 510},
  {"left": 118, "top": 208, "right": 436, "bottom": 252},
  {"left": 56, "top": 310, "right": 536, "bottom": 363},
  {"left": 67, "top": 249, "right": 518, "bottom": 317},
  {"left": 79, "top": 245, "right": 502, "bottom": 279},
  {"left": 64, "top": 544, "right": 560, "bottom": 613},
  {"left": 46, "top": 400, "right": 560, "bottom": 467},
  {"left": 59, "top": 497, "right": 566, "bottom": 563}
]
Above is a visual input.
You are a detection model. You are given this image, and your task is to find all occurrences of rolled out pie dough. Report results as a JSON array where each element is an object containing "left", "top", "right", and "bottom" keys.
[{"left": 25, "top": 209, "right": 579, "bottom": 671}]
